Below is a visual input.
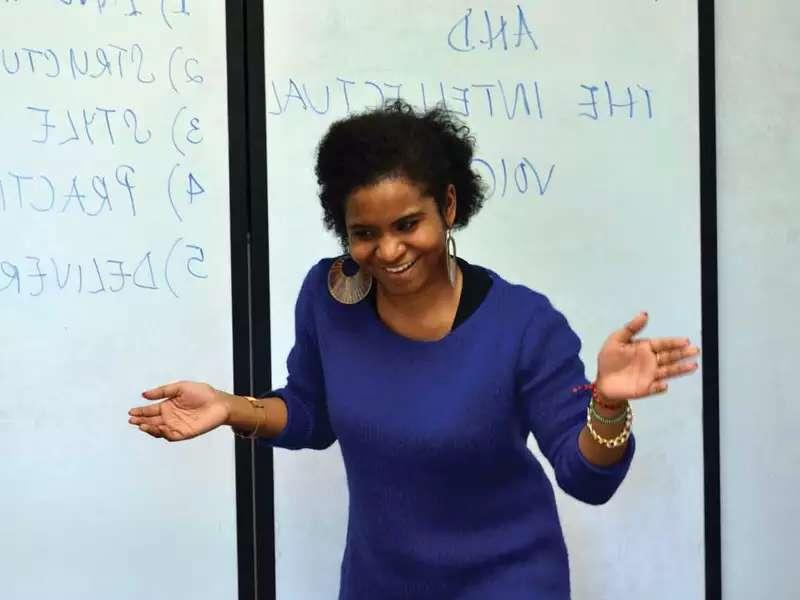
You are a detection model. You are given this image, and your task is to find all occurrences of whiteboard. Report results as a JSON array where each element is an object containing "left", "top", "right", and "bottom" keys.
[
  {"left": 716, "top": 2, "right": 800, "bottom": 599},
  {"left": 265, "top": 1, "right": 705, "bottom": 598},
  {"left": 0, "top": 3, "right": 239, "bottom": 599}
]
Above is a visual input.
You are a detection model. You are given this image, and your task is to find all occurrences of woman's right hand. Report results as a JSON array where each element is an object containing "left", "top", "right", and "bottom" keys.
[{"left": 128, "top": 381, "right": 230, "bottom": 442}]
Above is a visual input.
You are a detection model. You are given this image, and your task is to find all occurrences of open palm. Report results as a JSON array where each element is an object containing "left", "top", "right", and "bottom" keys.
[
  {"left": 596, "top": 312, "right": 700, "bottom": 402},
  {"left": 128, "top": 381, "right": 229, "bottom": 441}
]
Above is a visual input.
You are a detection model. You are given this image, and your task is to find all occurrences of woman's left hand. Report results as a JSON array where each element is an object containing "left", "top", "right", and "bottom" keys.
[{"left": 595, "top": 311, "right": 701, "bottom": 403}]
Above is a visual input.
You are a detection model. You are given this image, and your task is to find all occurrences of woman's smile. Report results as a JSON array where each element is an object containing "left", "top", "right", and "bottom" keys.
[{"left": 381, "top": 258, "right": 418, "bottom": 277}]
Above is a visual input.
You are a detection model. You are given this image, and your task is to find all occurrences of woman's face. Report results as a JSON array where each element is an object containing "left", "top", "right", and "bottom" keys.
[{"left": 345, "top": 177, "right": 456, "bottom": 298}]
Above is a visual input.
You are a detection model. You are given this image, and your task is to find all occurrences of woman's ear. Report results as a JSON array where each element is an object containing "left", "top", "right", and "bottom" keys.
[{"left": 445, "top": 184, "right": 457, "bottom": 228}]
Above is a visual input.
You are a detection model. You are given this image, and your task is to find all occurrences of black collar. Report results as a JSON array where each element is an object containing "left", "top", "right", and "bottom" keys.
[{"left": 367, "top": 257, "right": 492, "bottom": 331}]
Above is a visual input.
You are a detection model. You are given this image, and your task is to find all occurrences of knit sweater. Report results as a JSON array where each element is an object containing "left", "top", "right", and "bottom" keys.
[{"left": 261, "top": 258, "right": 635, "bottom": 599}]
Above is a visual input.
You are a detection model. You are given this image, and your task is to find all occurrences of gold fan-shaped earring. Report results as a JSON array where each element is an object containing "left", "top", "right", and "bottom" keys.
[{"left": 328, "top": 254, "right": 373, "bottom": 304}]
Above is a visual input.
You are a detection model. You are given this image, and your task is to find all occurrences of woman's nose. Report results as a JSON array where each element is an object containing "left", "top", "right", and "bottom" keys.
[{"left": 376, "top": 237, "right": 404, "bottom": 263}]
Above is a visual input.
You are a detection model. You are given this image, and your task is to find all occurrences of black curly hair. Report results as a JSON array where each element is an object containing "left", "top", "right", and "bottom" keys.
[{"left": 314, "top": 100, "right": 487, "bottom": 249}]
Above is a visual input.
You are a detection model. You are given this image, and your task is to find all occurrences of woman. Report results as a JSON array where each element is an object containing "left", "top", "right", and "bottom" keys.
[{"left": 128, "top": 101, "right": 700, "bottom": 598}]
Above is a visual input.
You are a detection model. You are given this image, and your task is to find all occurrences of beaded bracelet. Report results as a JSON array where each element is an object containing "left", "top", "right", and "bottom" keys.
[
  {"left": 589, "top": 399, "right": 629, "bottom": 425},
  {"left": 571, "top": 382, "right": 627, "bottom": 411},
  {"left": 573, "top": 381, "right": 633, "bottom": 448},
  {"left": 233, "top": 396, "right": 265, "bottom": 440}
]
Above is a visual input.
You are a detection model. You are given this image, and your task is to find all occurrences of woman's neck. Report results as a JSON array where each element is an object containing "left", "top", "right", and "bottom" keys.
[{"left": 376, "top": 263, "right": 463, "bottom": 341}]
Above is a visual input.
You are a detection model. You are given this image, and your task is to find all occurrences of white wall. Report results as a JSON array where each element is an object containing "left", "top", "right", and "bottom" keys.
[{"left": 716, "top": 3, "right": 800, "bottom": 599}]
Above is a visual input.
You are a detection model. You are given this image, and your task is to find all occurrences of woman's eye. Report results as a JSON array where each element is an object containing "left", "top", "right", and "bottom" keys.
[
  {"left": 352, "top": 230, "right": 373, "bottom": 240},
  {"left": 398, "top": 220, "right": 418, "bottom": 232}
]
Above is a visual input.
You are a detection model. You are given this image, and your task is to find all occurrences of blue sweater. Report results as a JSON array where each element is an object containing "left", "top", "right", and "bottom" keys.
[{"left": 261, "top": 258, "right": 635, "bottom": 599}]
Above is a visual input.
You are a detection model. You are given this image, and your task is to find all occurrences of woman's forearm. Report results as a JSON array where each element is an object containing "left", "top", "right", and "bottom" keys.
[{"left": 220, "top": 391, "right": 288, "bottom": 439}]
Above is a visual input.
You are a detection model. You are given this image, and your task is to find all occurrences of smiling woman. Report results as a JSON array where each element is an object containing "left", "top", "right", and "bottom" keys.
[
  {"left": 342, "top": 177, "right": 462, "bottom": 341},
  {"left": 129, "top": 100, "right": 701, "bottom": 599},
  {"left": 317, "top": 101, "right": 485, "bottom": 340}
]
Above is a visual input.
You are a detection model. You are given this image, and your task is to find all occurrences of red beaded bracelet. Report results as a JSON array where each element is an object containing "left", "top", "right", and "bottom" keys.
[{"left": 571, "top": 382, "right": 628, "bottom": 411}]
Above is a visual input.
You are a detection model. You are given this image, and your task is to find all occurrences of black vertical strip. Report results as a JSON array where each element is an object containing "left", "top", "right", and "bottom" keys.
[
  {"left": 244, "top": 1, "right": 276, "bottom": 600},
  {"left": 227, "top": 1, "right": 257, "bottom": 599},
  {"left": 698, "top": 2, "right": 721, "bottom": 599}
]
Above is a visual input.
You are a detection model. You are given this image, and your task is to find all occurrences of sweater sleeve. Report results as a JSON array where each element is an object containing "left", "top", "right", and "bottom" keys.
[
  {"left": 515, "top": 296, "right": 634, "bottom": 505},
  {"left": 257, "top": 263, "right": 337, "bottom": 451}
]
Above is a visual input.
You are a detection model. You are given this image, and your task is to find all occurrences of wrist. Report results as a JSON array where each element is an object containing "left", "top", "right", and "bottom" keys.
[
  {"left": 594, "top": 377, "right": 627, "bottom": 410},
  {"left": 219, "top": 390, "right": 250, "bottom": 427}
]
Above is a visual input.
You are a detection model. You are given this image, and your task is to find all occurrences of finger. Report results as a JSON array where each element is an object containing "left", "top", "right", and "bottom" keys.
[
  {"left": 157, "top": 425, "right": 189, "bottom": 442},
  {"left": 650, "top": 337, "right": 692, "bottom": 353},
  {"left": 650, "top": 381, "right": 668, "bottom": 395},
  {"left": 614, "top": 312, "right": 649, "bottom": 343},
  {"left": 162, "top": 427, "right": 188, "bottom": 442},
  {"left": 657, "top": 361, "right": 700, "bottom": 380},
  {"left": 129, "top": 415, "right": 165, "bottom": 427},
  {"left": 140, "top": 423, "right": 185, "bottom": 442},
  {"left": 141, "top": 382, "right": 181, "bottom": 401},
  {"left": 138, "top": 423, "right": 164, "bottom": 439},
  {"left": 128, "top": 403, "right": 163, "bottom": 418},
  {"left": 656, "top": 344, "right": 701, "bottom": 366}
]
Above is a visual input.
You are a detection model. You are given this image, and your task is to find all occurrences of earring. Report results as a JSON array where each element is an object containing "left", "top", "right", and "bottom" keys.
[
  {"left": 445, "top": 229, "right": 457, "bottom": 288},
  {"left": 328, "top": 254, "right": 373, "bottom": 304}
]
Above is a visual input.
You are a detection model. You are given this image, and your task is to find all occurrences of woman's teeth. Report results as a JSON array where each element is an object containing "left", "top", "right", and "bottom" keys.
[{"left": 383, "top": 259, "right": 416, "bottom": 274}]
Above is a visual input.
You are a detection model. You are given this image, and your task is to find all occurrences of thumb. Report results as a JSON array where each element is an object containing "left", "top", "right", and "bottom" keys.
[
  {"left": 613, "top": 311, "right": 648, "bottom": 343},
  {"left": 142, "top": 381, "right": 181, "bottom": 400}
]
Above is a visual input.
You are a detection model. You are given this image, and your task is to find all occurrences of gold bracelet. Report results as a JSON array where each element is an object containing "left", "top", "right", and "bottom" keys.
[
  {"left": 585, "top": 403, "right": 633, "bottom": 448},
  {"left": 233, "top": 396, "right": 265, "bottom": 439}
]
